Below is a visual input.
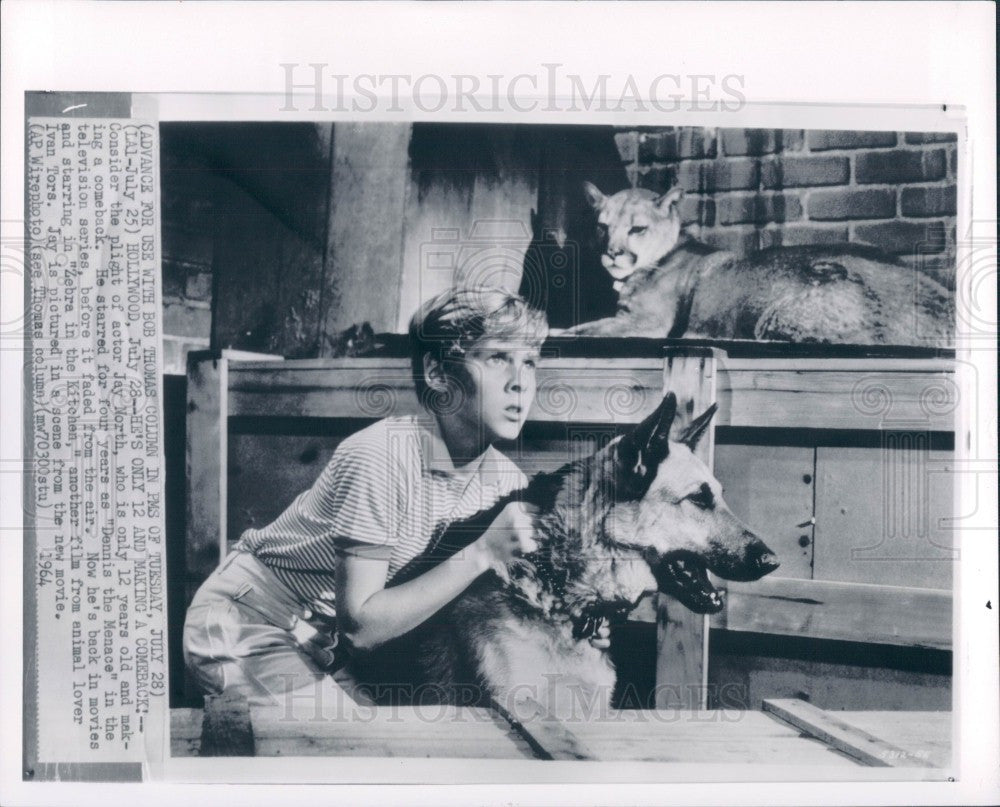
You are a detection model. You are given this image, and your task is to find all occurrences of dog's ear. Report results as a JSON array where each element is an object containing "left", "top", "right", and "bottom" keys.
[
  {"left": 677, "top": 403, "right": 718, "bottom": 451},
  {"left": 626, "top": 392, "right": 677, "bottom": 472}
]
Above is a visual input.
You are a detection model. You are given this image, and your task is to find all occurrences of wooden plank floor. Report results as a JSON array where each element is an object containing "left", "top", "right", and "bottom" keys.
[
  {"left": 172, "top": 704, "right": 534, "bottom": 759},
  {"left": 172, "top": 704, "right": 951, "bottom": 765}
]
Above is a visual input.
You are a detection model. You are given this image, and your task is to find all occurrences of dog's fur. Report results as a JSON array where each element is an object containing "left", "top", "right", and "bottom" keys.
[
  {"left": 349, "top": 393, "right": 779, "bottom": 713},
  {"left": 562, "top": 183, "right": 954, "bottom": 346}
]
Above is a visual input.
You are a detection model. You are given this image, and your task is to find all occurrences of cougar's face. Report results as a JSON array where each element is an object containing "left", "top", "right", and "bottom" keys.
[{"left": 585, "top": 184, "right": 684, "bottom": 282}]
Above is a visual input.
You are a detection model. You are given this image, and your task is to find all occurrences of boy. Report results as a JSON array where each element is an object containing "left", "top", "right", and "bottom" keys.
[{"left": 183, "top": 286, "right": 548, "bottom": 705}]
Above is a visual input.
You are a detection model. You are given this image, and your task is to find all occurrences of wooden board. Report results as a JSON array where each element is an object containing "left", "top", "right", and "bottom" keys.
[
  {"left": 543, "top": 709, "right": 856, "bottom": 766},
  {"left": 170, "top": 708, "right": 205, "bottom": 758},
  {"left": 171, "top": 704, "right": 873, "bottom": 766},
  {"left": 322, "top": 123, "right": 412, "bottom": 340},
  {"left": 397, "top": 124, "right": 541, "bottom": 331},
  {"left": 488, "top": 696, "right": 598, "bottom": 761},
  {"left": 241, "top": 703, "right": 532, "bottom": 760},
  {"left": 203, "top": 123, "right": 332, "bottom": 358},
  {"left": 171, "top": 695, "right": 950, "bottom": 767},
  {"left": 763, "top": 699, "right": 938, "bottom": 768},
  {"left": 219, "top": 355, "right": 956, "bottom": 431},
  {"left": 655, "top": 350, "right": 718, "bottom": 709},
  {"left": 185, "top": 355, "right": 227, "bottom": 583},
  {"left": 836, "top": 710, "right": 951, "bottom": 769},
  {"left": 225, "top": 357, "right": 665, "bottom": 424},
  {"left": 814, "top": 446, "right": 955, "bottom": 588},
  {"left": 708, "top": 635, "right": 951, "bottom": 712},
  {"left": 714, "top": 444, "right": 816, "bottom": 580},
  {"left": 716, "top": 357, "right": 956, "bottom": 431},
  {"left": 711, "top": 577, "right": 952, "bottom": 650}
]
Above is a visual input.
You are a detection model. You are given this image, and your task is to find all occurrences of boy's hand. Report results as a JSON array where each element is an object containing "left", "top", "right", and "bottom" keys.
[{"left": 472, "top": 501, "right": 539, "bottom": 582}]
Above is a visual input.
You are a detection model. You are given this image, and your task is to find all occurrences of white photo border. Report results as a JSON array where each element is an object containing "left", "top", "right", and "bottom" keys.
[{"left": 2, "top": 2, "right": 996, "bottom": 805}]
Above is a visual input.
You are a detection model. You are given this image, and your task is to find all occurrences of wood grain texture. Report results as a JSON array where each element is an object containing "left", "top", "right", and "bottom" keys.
[
  {"left": 250, "top": 703, "right": 533, "bottom": 759},
  {"left": 714, "top": 444, "right": 816, "bottom": 580},
  {"left": 711, "top": 576, "right": 952, "bottom": 649},
  {"left": 716, "top": 357, "right": 956, "bottom": 431},
  {"left": 489, "top": 696, "right": 597, "bottom": 761},
  {"left": 185, "top": 355, "right": 227, "bottom": 581},
  {"left": 708, "top": 642, "right": 951, "bottom": 712},
  {"left": 814, "top": 445, "right": 955, "bottom": 588},
  {"left": 762, "top": 699, "right": 938, "bottom": 768},
  {"left": 200, "top": 691, "right": 255, "bottom": 757},
  {"left": 206, "top": 124, "right": 332, "bottom": 358},
  {"left": 397, "top": 125, "right": 541, "bottom": 331},
  {"left": 219, "top": 355, "right": 956, "bottom": 429},
  {"left": 836, "top": 711, "right": 951, "bottom": 768},
  {"left": 322, "top": 123, "right": 412, "bottom": 340},
  {"left": 655, "top": 349, "right": 719, "bottom": 709},
  {"left": 170, "top": 704, "right": 870, "bottom": 766},
  {"left": 225, "top": 358, "right": 665, "bottom": 423}
]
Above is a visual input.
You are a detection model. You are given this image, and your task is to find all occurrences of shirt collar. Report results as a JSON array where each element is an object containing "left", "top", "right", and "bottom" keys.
[{"left": 415, "top": 414, "right": 507, "bottom": 486}]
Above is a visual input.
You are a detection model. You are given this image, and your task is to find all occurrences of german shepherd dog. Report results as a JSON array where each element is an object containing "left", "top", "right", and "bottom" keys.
[{"left": 350, "top": 392, "right": 779, "bottom": 713}]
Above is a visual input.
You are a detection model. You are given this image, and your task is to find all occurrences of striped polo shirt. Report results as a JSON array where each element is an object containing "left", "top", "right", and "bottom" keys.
[{"left": 234, "top": 415, "right": 528, "bottom": 614}]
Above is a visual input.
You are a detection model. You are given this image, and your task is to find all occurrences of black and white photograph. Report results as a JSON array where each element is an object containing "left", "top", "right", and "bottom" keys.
[
  {"left": 159, "top": 118, "right": 962, "bottom": 760},
  {"left": 2, "top": 2, "right": 997, "bottom": 805}
]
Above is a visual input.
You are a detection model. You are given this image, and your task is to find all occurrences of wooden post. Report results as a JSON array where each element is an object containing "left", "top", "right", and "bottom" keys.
[
  {"left": 655, "top": 348, "right": 721, "bottom": 709},
  {"left": 321, "top": 122, "right": 413, "bottom": 342},
  {"left": 200, "top": 691, "right": 255, "bottom": 757},
  {"left": 185, "top": 351, "right": 282, "bottom": 600},
  {"left": 186, "top": 352, "right": 228, "bottom": 597},
  {"left": 396, "top": 124, "right": 541, "bottom": 331}
]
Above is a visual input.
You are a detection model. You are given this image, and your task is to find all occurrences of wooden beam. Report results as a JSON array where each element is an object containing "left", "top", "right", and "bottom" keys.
[
  {"left": 225, "top": 357, "right": 665, "bottom": 423},
  {"left": 396, "top": 124, "right": 542, "bottom": 332},
  {"left": 322, "top": 123, "right": 412, "bottom": 340},
  {"left": 199, "top": 691, "right": 255, "bottom": 757},
  {"left": 488, "top": 696, "right": 597, "bottom": 761},
  {"left": 655, "top": 348, "right": 720, "bottom": 709},
  {"left": 762, "top": 698, "right": 937, "bottom": 768},
  {"left": 712, "top": 577, "right": 952, "bottom": 650},
  {"left": 218, "top": 354, "right": 956, "bottom": 430},
  {"left": 185, "top": 353, "right": 228, "bottom": 582},
  {"left": 716, "top": 356, "right": 956, "bottom": 431}
]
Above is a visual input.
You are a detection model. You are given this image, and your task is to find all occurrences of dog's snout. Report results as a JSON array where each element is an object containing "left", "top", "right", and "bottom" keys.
[
  {"left": 746, "top": 538, "right": 780, "bottom": 574},
  {"left": 756, "top": 550, "right": 779, "bottom": 573}
]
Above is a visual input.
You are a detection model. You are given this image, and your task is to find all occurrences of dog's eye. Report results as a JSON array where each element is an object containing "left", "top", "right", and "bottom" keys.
[
  {"left": 685, "top": 484, "right": 715, "bottom": 509},
  {"left": 629, "top": 225, "right": 647, "bottom": 236}
]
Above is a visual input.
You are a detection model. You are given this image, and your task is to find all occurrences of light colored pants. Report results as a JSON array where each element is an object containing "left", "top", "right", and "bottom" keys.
[{"left": 183, "top": 550, "right": 369, "bottom": 707}]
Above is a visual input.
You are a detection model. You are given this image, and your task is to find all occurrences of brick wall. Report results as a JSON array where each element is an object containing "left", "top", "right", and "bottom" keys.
[
  {"left": 614, "top": 127, "right": 957, "bottom": 288},
  {"left": 159, "top": 132, "right": 217, "bottom": 375}
]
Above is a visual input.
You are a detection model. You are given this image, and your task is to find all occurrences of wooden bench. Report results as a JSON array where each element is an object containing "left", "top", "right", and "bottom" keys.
[{"left": 184, "top": 340, "right": 956, "bottom": 709}]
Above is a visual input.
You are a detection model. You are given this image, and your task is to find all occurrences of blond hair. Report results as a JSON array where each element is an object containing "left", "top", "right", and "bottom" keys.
[{"left": 408, "top": 286, "right": 548, "bottom": 407}]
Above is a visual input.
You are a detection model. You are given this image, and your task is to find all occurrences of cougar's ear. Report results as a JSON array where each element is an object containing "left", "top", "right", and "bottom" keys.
[
  {"left": 625, "top": 392, "right": 678, "bottom": 473},
  {"left": 677, "top": 403, "right": 718, "bottom": 451},
  {"left": 656, "top": 186, "right": 685, "bottom": 214},
  {"left": 583, "top": 181, "right": 606, "bottom": 211}
]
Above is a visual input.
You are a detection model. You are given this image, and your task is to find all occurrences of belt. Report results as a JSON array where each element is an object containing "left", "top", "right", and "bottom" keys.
[
  {"left": 230, "top": 576, "right": 343, "bottom": 673},
  {"left": 290, "top": 610, "right": 342, "bottom": 672}
]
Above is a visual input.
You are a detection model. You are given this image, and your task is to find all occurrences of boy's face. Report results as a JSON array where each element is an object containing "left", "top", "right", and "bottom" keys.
[{"left": 449, "top": 338, "right": 540, "bottom": 445}]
